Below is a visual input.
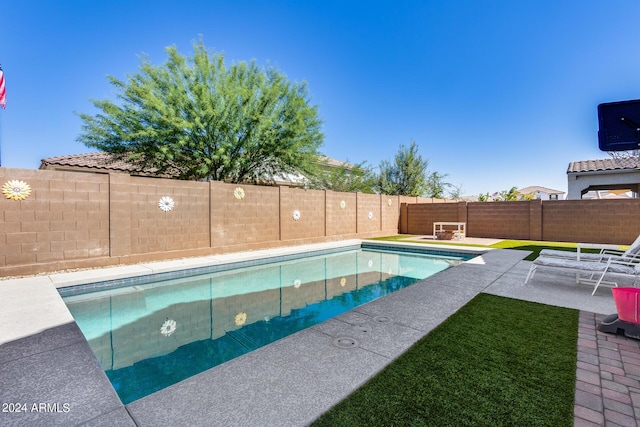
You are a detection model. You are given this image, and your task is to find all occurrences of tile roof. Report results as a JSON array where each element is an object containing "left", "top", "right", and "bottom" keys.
[
  {"left": 319, "top": 156, "right": 352, "bottom": 168},
  {"left": 39, "top": 152, "right": 338, "bottom": 185},
  {"left": 567, "top": 157, "right": 640, "bottom": 173},
  {"left": 40, "top": 152, "right": 149, "bottom": 173}
]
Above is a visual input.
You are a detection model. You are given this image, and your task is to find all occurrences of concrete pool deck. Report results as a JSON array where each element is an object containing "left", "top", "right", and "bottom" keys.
[{"left": 0, "top": 239, "right": 626, "bottom": 426}]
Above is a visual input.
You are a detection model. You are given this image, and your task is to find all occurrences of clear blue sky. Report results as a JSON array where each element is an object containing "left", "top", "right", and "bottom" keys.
[{"left": 2, "top": 0, "right": 640, "bottom": 196}]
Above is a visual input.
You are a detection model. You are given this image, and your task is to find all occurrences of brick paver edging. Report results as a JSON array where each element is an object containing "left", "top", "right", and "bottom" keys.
[{"left": 574, "top": 311, "right": 640, "bottom": 426}]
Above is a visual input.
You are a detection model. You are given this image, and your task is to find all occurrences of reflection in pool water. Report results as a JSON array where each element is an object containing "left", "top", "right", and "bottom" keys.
[{"left": 63, "top": 248, "right": 466, "bottom": 403}]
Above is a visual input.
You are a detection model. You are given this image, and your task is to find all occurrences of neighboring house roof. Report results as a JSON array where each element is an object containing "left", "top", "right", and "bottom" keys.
[
  {"left": 319, "top": 157, "right": 352, "bottom": 168},
  {"left": 39, "top": 152, "right": 347, "bottom": 186},
  {"left": 518, "top": 185, "right": 565, "bottom": 195},
  {"left": 566, "top": 156, "right": 640, "bottom": 199},
  {"left": 567, "top": 157, "right": 640, "bottom": 173},
  {"left": 39, "top": 152, "right": 177, "bottom": 178},
  {"left": 40, "top": 152, "right": 148, "bottom": 174}
]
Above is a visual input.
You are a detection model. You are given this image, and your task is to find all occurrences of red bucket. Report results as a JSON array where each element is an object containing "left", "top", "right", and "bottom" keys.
[{"left": 612, "top": 288, "right": 640, "bottom": 325}]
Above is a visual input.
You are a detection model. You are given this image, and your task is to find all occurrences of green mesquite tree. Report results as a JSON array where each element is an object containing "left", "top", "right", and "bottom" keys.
[
  {"left": 77, "top": 40, "right": 324, "bottom": 182},
  {"left": 377, "top": 141, "right": 436, "bottom": 197},
  {"left": 426, "top": 171, "right": 451, "bottom": 199}
]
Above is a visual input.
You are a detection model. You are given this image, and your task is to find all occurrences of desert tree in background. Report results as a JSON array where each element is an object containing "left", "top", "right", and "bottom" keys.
[
  {"left": 377, "top": 141, "right": 449, "bottom": 197},
  {"left": 77, "top": 39, "right": 324, "bottom": 183}
]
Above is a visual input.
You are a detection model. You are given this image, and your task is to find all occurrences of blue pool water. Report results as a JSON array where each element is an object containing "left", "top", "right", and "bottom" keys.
[{"left": 62, "top": 246, "right": 471, "bottom": 404}]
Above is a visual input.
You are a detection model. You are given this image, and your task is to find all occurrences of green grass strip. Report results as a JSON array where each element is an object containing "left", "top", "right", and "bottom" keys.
[
  {"left": 312, "top": 294, "right": 578, "bottom": 427},
  {"left": 488, "top": 240, "right": 593, "bottom": 261},
  {"left": 370, "top": 235, "right": 621, "bottom": 261}
]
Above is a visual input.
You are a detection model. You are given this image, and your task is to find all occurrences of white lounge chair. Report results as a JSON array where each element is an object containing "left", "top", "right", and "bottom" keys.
[
  {"left": 524, "top": 254, "right": 640, "bottom": 295},
  {"left": 539, "top": 235, "right": 640, "bottom": 262}
]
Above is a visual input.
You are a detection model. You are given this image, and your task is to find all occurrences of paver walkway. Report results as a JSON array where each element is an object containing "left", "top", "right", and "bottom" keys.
[{"left": 575, "top": 312, "right": 640, "bottom": 426}]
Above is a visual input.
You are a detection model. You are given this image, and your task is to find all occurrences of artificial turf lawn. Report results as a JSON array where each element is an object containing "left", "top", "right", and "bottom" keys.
[
  {"left": 312, "top": 294, "right": 578, "bottom": 427},
  {"left": 371, "top": 235, "right": 614, "bottom": 261},
  {"left": 489, "top": 240, "right": 604, "bottom": 261}
]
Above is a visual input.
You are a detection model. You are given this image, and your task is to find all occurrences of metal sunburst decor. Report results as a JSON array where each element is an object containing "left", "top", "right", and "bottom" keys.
[
  {"left": 2, "top": 180, "right": 32, "bottom": 201},
  {"left": 158, "top": 196, "right": 175, "bottom": 212},
  {"left": 233, "top": 187, "right": 245, "bottom": 200}
]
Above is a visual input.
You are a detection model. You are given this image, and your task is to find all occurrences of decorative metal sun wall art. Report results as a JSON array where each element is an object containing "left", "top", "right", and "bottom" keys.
[
  {"left": 234, "top": 187, "right": 245, "bottom": 200},
  {"left": 292, "top": 210, "right": 301, "bottom": 221},
  {"left": 2, "top": 180, "right": 32, "bottom": 201},
  {"left": 158, "top": 196, "right": 175, "bottom": 212}
]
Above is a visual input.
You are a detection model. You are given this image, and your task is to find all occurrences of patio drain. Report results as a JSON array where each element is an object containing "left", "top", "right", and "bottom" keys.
[
  {"left": 333, "top": 336, "right": 360, "bottom": 349},
  {"left": 374, "top": 316, "right": 392, "bottom": 323},
  {"left": 354, "top": 325, "right": 371, "bottom": 333}
]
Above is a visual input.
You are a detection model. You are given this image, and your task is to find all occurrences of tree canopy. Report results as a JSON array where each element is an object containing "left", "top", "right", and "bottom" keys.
[
  {"left": 426, "top": 171, "right": 451, "bottom": 198},
  {"left": 77, "top": 40, "right": 324, "bottom": 182},
  {"left": 377, "top": 141, "right": 447, "bottom": 197}
]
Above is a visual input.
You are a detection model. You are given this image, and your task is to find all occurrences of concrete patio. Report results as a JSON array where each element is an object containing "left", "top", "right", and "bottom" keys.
[{"left": 0, "top": 239, "right": 634, "bottom": 426}]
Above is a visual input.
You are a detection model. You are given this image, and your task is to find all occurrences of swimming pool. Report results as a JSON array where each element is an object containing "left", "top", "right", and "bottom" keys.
[{"left": 61, "top": 245, "right": 473, "bottom": 404}]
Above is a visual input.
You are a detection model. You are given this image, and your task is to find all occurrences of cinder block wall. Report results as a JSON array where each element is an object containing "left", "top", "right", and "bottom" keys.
[
  {"left": 405, "top": 199, "right": 640, "bottom": 245},
  {"left": 405, "top": 202, "right": 460, "bottom": 235},
  {"left": 467, "top": 201, "right": 531, "bottom": 240},
  {"left": 210, "top": 181, "right": 281, "bottom": 251},
  {"left": 542, "top": 199, "right": 640, "bottom": 244},
  {"left": 109, "top": 174, "right": 212, "bottom": 265},
  {"left": 0, "top": 168, "right": 110, "bottom": 272},
  {"left": 326, "top": 191, "right": 357, "bottom": 236},
  {"left": 356, "top": 193, "right": 382, "bottom": 234},
  {"left": 381, "top": 195, "right": 401, "bottom": 233},
  {"left": 326, "top": 191, "right": 358, "bottom": 236},
  {"left": 0, "top": 167, "right": 415, "bottom": 277},
  {"left": 280, "top": 187, "right": 326, "bottom": 242},
  {"left": 398, "top": 196, "right": 417, "bottom": 233}
]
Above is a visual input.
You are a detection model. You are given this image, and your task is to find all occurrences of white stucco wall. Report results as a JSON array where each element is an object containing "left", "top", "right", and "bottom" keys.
[
  {"left": 567, "top": 170, "right": 640, "bottom": 199},
  {"left": 534, "top": 191, "right": 564, "bottom": 200}
]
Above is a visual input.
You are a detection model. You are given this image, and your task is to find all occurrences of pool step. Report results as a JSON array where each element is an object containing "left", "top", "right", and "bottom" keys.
[{"left": 226, "top": 329, "right": 259, "bottom": 350}]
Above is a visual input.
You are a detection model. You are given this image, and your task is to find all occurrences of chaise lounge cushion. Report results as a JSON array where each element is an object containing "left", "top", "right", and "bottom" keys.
[
  {"left": 538, "top": 249, "right": 616, "bottom": 261},
  {"left": 532, "top": 256, "right": 637, "bottom": 275},
  {"left": 539, "top": 235, "right": 640, "bottom": 261}
]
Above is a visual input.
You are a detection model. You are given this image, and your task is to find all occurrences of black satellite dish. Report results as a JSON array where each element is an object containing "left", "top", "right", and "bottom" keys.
[{"left": 598, "top": 99, "right": 640, "bottom": 151}]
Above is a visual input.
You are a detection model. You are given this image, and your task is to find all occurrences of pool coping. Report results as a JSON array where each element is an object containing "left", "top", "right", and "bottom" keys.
[
  {"left": 126, "top": 245, "right": 525, "bottom": 427},
  {"left": 56, "top": 240, "right": 478, "bottom": 298},
  {"left": 0, "top": 240, "right": 364, "bottom": 346},
  {"left": 3, "top": 239, "right": 616, "bottom": 426},
  {"left": 0, "top": 239, "right": 499, "bottom": 426}
]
